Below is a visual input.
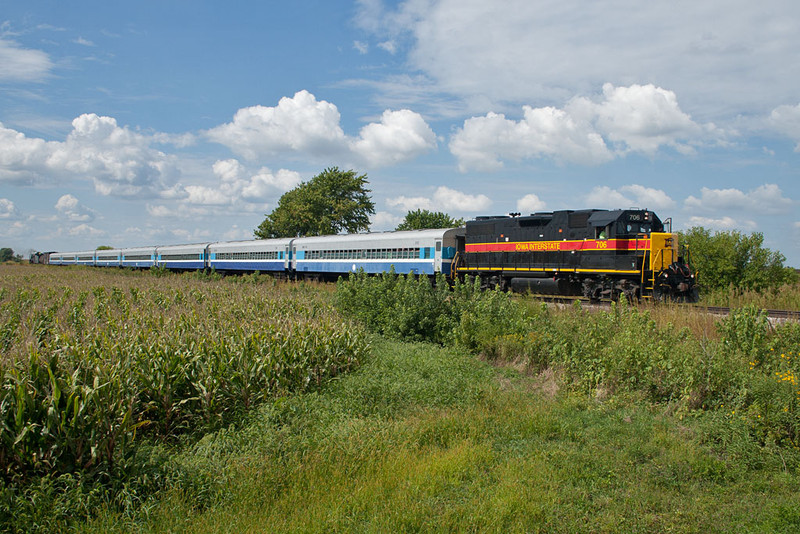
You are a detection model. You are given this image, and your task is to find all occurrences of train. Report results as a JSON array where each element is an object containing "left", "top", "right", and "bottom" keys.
[{"left": 42, "top": 208, "right": 697, "bottom": 302}]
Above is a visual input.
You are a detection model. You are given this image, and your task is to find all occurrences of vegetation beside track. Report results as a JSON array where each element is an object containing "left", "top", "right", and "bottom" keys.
[
  {"left": 0, "top": 264, "right": 366, "bottom": 531},
  {"left": 3, "top": 265, "right": 800, "bottom": 531}
]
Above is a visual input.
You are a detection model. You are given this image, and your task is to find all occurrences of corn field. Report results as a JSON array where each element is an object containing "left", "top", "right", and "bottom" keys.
[{"left": 0, "top": 265, "right": 367, "bottom": 483}]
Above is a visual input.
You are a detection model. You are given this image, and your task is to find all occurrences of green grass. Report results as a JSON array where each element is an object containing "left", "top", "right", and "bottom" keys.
[{"left": 83, "top": 337, "right": 800, "bottom": 533}]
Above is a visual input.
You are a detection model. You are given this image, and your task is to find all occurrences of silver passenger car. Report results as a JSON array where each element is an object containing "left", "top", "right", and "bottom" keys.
[{"left": 292, "top": 228, "right": 465, "bottom": 279}]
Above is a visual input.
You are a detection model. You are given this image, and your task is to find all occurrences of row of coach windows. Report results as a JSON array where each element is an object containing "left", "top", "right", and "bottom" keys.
[
  {"left": 160, "top": 253, "right": 201, "bottom": 261},
  {"left": 97, "top": 255, "right": 117, "bottom": 261},
  {"left": 78, "top": 255, "right": 94, "bottom": 261},
  {"left": 305, "top": 247, "right": 422, "bottom": 260},
  {"left": 124, "top": 254, "right": 151, "bottom": 261},
  {"left": 215, "top": 251, "right": 281, "bottom": 260}
]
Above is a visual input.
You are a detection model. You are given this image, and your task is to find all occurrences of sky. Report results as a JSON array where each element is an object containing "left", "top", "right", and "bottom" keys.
[{"left": 1, "top": 0, "right": 800, "bottom": 266}]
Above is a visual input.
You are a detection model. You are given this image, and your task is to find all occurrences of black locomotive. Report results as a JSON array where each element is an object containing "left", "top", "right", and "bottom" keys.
[{"left": 455, "top": 208, "right": 697, "bottom": 301}]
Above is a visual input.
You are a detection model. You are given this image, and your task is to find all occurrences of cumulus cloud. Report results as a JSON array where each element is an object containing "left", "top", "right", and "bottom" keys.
[
  {"left": 371, "top": 211, "right": 403, "bottom": 230},
  {"left": 0, "top": 198, "right": 20, "bottom": 219},
  {"left": 205, "top": 90, "right": 347, "bottom": 160},
  {"left": 54, "top": 194, "right": 96, "bottom": 222},
  {"left": 0, "top": 122, "right": 52, "bottom": 184},
  {"left": 156, "top": 159, "right": 302, "bottom": 212},
  {"left": 432, "top": 186, "right": 491, "bottom": 211},
  {"left": 387, "top": 185, "right": 491, "bottom": 213},
  {"left": 450, "top": 84, "right": 716, "bottom": 171},
  {"left": 579, "top": 84, "right": 709, "bottom": 155},
  {"left": 0, "top": 39, "right": 53, "bottom": 82},
  {"left": 351, "top": 109, "right": 436, "bottom": 166},
  {"left": 450, "top": 107, "right": 611, "bottom": 171},
  {"left": 584, "top": 185, "right": 676, "bottom": 212},
  {"left": 67, "top": 223, "right": 106, "bottom": 237},
  {"left": 684, "top": 184, "right": 793, "bottom": 214},
  {"left": 0, "top": 115, "right": 180, "bottom": 197},
  {"left": 386, "top": 195, "right": 432, "bottom": 212},
  {"left": 686, "top": 216, "right": 756, "bottom": 232},
  {"left": 517, "top": 194, "right": 546, "bottom": 213},
  {"left": 146, "top": 203, "right": 209, "bottom": 220},
  {"left": 769, "top": 103, "right": 800, "bottom": 151},
  {"left": 206, "top": 90, "right": 436, "bottom": 167}
]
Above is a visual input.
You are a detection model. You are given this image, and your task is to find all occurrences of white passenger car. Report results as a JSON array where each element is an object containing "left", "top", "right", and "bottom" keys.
[
  {"left": 291, "top": 228, "right": 465, "bottom": 279},
  {"left": 208, "top": 238, "right": 293, "bottom": 274}
]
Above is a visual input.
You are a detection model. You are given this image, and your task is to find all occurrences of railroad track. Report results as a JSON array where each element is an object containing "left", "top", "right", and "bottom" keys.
[
  {"left": 528, "top": 295, "right": 800, "bottom": 321},
  {"left": 702, "top": 306, "right": 800, "bottom": 321}
]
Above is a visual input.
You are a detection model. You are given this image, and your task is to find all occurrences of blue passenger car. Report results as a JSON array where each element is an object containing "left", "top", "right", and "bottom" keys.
[
  {"left": 74, "top": 250, "right": 96, "bottom": 266},
  {"left": 49, "top": 253, "right": 66, "bottom": 266},
  {"left": 96, "top": 249, "right": 122, "bottom": 267},
  {"left": 120, "top": 247, "right": 157, "bottom": 269},
  {"left": 155, "top": 243, "right": 209, "bottom": 270},
  {"left": 291, "top": 228, "right": 465, "bottom": 279},
  {"left": 208, "top": 238, "right": 292, "bottom": 274}
]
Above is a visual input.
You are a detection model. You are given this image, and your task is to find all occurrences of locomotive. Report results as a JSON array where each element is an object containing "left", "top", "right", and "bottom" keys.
[
  {"left": 45, "top": 207, "right": 697, "bottom": 302},
  {"left": 455, "top": 208, "right": 697, "bottom": 301}
]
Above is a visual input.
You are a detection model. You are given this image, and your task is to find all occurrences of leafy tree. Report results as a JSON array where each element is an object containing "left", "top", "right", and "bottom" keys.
[
  {"left": 96, "top": 245, "right": 114, "bottom": 250},
  {"left": 679, "top": 227, "right": 798, "bottom": 293},
  {"left": 0, "top": 248, "right": 14, "bottom": 262},
  {"left": 255, "top": 167, "right": 375, "bottom": 238},
  {"left": 395, "top": 209, "right": 464, "bottom": 231}
]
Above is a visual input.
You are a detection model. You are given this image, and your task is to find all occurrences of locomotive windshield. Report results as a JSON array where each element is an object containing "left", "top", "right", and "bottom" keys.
[{"left": 617, "top": 211, "right": 663, "bottom": 237}]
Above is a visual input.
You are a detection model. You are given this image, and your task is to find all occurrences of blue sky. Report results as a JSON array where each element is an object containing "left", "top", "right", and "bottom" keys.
[{"left": 2, "top": 0, "right": 800, "bottom": 266}]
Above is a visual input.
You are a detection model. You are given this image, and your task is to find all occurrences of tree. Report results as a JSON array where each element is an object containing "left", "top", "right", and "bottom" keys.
[
  {"left": 0, "top": 248, "right": 14, "bottom": 262},
  {"left": 96, "top": 245, "right": 114, "bottom": 250},
  {"left": 255, "top": 167, "right": 375, "bottom": 238},
  {"left": 395, "top": 209, "right": 464, "bottom": 231},
  {"left": 679, "top": 227, "right": 798, "bottom": 293}
]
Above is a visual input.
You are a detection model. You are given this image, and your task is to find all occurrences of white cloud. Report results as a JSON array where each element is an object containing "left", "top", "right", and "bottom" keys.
[
  {"left": 156, "top": 158, "right": 302, "bottom": 211},
  {"left": 0, "top": 115, "right": 180, "bottom": 197},
  {"left": 358, "top": 1, "right": 800, "bottom": 121},
  {"left": 241, "top": 168, "right": 301, "bottom": 200},
  {"left": 54, "top": 194, "right": 95, "bottom": 222},
  {"left": 205, "top": 90, "right": 436, "bottom": 168},
  {"left": 386, "top": 195, "right": 433, "bottom": 212},
  {"left": 684, "top": 184, "right": 793, "bottom": 214},
  {"left": 371, "top": 211, "right": 403, "bottom": 230},
  {"left": 0, "top": 39, "right": 53, "bottom": 82},
  {"left": 205, "top": 90, "right": 347, "bottom": 160},
  {"left": 351, "top": 109, "right": 436, "bottom": 166},
  {"left": 450, "top": 107, "right": 611, "bottom": 171},
  {"left": 73, "top": 37, "right": 95, "bottom": 47},
  {"left": 686, "top": 216, "right": 756, "bottom": 232},
  {"left": 585, "top": 185, "right": 676, "bottom": 212},
  {"left": 386, "top": 185, "right": 491, "bottom": 213},
  {"left": 580, "top": 83, "right": 708, "bottom": 155},
  {"left": 450, "top": 83, "right": 716, "bottom": 171},
  {"left": 353, "top": 41, "right": 369, "bottom": 54},
  {"left": 146, "top": 203, "right": 209, "bottom": 219},
  {"left": 0, "top": 198, "right": 20, "bottom": 219},
  {"left": 378, "top": 40, "right": 397, "bottom": 54},
  {"left": 67, "top": 223, "right": 106, "bottom": 237},
  {"left": 433, "top": 186, "right": 491, "bottom": 212},
  {"left": 221, "top": 225, "right": 252, "bottom": 241},
  {"left": 184, "top": 185, "right": 230, "bottom": 206},
  {"left": 0, "top": 220, "right": 26, "bottom": 238},
  {"left": 517, "top": 194, "right": 546, "bottom": 213},
  {"left": 769, "top": 103, "right": 800, "bottom": 151}
]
